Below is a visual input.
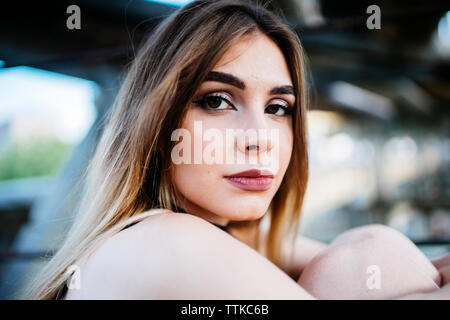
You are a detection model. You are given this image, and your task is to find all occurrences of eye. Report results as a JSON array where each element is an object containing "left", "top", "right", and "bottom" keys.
[
  {"left": 265, "top": 103, "right": 293, "bottom": 116},
  {"left": 193, "top": 93, "right": 236, "bottom": 111}
]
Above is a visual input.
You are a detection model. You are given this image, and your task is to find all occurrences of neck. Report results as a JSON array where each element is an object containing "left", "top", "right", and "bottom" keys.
[{"left": 174, "top": 202, "right": 230, "bottom": 227}]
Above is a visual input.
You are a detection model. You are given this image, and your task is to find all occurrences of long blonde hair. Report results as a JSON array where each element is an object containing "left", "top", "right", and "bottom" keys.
[{"left": 23, "top": 0, "right": 310, "bottom": 299}]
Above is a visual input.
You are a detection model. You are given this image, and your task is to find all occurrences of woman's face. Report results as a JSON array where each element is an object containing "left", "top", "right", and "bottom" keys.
[{"left": 171, "top": 32, "right": 295, "bottom": 226}]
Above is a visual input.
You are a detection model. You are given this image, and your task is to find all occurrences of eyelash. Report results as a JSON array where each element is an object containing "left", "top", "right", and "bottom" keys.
[{"left": 193, "top": 93, "right": 293, "bottom": 116}]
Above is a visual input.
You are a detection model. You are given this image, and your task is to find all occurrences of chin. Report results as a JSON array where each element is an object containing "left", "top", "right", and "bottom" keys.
[{"left": 221, "top": 201, "right": 269, "bottom": 221}]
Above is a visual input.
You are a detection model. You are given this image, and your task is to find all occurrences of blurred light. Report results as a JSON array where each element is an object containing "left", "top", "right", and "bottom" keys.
[
  {"left": 356, "top": 139, "right": 376, "bottom": 163},
  {"left": 0, "top": 60, "right": 4, "bottom": 68},
  {"left": 144, "top": 0, "right": 193, "bottom": 7},
  {"left": 384, "top": 136, "right": 417, "bottom": 161},
  {"left": 438, "top": 11, "right": 450, "bottom": 46},
  {"left": 307, "top": 110, "right": 344, "bottom": 137},
  {"left": 423, "top": 137, "right": 443, "bottom": 172},
  {"left": 433, "top": 11, "right": 450, "bottom": 56},
  {"left": 0, "top": 66, "right": 98, "bottom": 144},
  {"left": 394, "top": 78, "right": 433, "bottom": 115},
  {"left": 328, "top": 81, "right": 395, "bottom": 120},
  {"left": 296, "top": 0, "right": 325, "bottom": 27},
  {"left": 328, "top": 132, "right": 355, "bottom": 163}
]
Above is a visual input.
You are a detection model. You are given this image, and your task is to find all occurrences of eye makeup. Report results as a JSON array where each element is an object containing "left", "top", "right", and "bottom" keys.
[
  {"left": 193, "top": 91, "right": 294, "bottom": 116},
  {"left": 193, "top": 92, "right": 236, "bottom": 112}
]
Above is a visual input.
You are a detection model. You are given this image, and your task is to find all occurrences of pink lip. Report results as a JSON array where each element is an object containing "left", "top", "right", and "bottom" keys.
[{"left": 224, "top": 169, "right": 274, "bottom": 191}]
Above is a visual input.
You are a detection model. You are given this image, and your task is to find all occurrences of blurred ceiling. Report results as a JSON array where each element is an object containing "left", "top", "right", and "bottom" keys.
[{"left": 0, "top": 0, "right": 449, "bottom": 123}]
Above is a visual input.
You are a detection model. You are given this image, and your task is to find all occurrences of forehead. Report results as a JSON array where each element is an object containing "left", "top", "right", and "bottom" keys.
[{"left": 212, "top": 33, "right": 293, "bottom": 86}]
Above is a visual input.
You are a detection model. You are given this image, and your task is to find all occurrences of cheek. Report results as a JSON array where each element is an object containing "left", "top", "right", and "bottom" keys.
[
  {"left": 270, "top": 122, "right": 293, "bottom": 175},
  {"left": 280, "top": 127, "right": 294, "bottom": 167},
  {"left": 172, "top": 164, "right": 216, "bottom": 195},
  {"left": 171, "top": 111, "right": 222, "bottom": 200},
  {"left": 171, "top": 157, "right": 224, "bottom": 214},
  {"left": 271, "top": 125, "right": 293, "bottom": 189}
]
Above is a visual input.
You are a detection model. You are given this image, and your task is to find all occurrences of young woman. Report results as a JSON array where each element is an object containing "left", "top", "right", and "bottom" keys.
[{"left": 24, "top": 0, "right": 449, "bottom": 299}]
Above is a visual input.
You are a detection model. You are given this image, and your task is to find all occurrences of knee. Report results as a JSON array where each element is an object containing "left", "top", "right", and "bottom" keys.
[
  {"left": 298, "top": 224, "right": 441, "bottom": 299},
  {"left": 331, "top": 224, "right": 410, "bottom": 247},
  {"left": 332, "top": 224, "right": 440, "bottom": 282},
  {"left": 297, "top": 240, "right": 368, "bottom": 298},
  {"left": 299, "top": 224, "right": 402, "bottom": 280}
]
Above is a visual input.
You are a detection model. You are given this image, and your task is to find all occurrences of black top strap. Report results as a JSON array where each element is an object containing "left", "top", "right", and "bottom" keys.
[
  {"left": 212, "top": 223, "right": 228, "bottom": 231},
  {"left": 123, "top": 220, "right": 228, "bottom": 231}
]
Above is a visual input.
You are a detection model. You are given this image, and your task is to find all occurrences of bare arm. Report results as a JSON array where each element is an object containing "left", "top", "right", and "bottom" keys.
[{"left": 65, "top": 213, "right": 315, "bottom": 300}]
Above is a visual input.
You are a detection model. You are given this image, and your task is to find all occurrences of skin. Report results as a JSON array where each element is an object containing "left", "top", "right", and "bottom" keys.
[
  {"left": 64, "top": 32, "right": 450, "bottom": 300},
  {"left": 170, "top": 32, "right": 294, "bottom": 226},
  {"left": 297, "top": 224, "right": 443, "bottom": 299}
]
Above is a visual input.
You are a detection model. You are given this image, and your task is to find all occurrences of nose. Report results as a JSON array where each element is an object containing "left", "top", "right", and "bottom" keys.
[
  {"left": 235, "top": 108, "right": 275, "bottom": 155},
  {"left": 237, "top": 132, "right": 274, "bottom": 155}
]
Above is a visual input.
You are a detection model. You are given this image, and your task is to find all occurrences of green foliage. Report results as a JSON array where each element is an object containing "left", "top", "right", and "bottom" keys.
[{"left": 0, "top": 138, "right": 74, "bottom": 181}]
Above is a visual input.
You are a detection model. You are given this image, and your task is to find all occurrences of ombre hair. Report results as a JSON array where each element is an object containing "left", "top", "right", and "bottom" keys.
[{"left": 24, "top": 0, "right": 309, "bottom": 299}]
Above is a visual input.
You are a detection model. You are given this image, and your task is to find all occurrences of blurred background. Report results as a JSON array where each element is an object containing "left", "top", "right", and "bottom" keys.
[{"left": 0, "top": 0, "right": 449, "bottom": 299}]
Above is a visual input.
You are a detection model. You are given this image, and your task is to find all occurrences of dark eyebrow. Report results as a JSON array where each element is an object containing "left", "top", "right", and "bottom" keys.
[
  {"left": 270, "top": 85, "right": 295, "bottom": 96},
  {"left": 205, "top": 71, "right": 295, "bottom": 97}
]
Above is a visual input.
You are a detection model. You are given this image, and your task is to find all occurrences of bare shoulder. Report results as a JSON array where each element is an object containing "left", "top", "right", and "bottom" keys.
[{"left": 65, "top": 212, "right": 314, "bottom": 299}]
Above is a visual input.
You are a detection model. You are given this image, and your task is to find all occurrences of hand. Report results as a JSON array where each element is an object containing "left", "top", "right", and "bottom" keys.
[{"left": 431, "top": 253, "right": 450, "bottom": 286}]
